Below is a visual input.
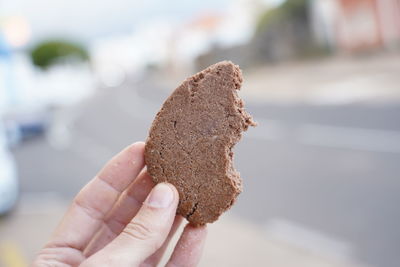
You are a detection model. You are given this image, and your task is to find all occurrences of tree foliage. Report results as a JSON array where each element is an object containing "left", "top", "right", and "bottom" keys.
[
  {"left": 30, "top": 40, "right": 89, "bottom": 69},
  {"left": 256, "top": 0, "right": 308, "bottom": 33}
]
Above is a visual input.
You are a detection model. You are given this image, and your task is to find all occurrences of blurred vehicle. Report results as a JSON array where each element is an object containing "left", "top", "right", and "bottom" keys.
[
  {"left": 0, "top": 121, "right": 18, "bottom": 215},
  {"left": 1, "top": 45, "right": 49, "bottom": 144},
  {"left": 1, "top": 38, "right": 93, "bottom": 146},
  {"left": 4, "top": 108, "right": 50, "bottom": 145}
]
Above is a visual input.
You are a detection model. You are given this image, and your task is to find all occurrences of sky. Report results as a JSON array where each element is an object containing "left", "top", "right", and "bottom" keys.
[
  {"left": 0, "top": 0, "right": 228, "bottom": 44},
  {"left": 0, "top": 0, "right": 284, "bottom": 45}
]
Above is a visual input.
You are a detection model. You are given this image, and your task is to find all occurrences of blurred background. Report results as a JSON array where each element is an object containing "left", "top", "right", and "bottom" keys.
[{"left": 1, "top": 0, "right": 400, "bottom": 266}]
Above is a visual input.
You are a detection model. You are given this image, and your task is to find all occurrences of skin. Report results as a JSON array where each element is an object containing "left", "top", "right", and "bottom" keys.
[{"left": 32, "top": 142, "right": 207, "bottom": 267}]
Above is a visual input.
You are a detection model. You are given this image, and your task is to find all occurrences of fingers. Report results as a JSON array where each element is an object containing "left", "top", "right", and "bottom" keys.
[
  {"left": 47, "top": 142, "right": 145, "bottom": 252},
  {"left": 83, "top": 183, "right": 179, "bottom": 266},
  {"left": 166, "top": 224, "right": 207, "bottom": 267},
  {"left": 83, "top": 170, "right": 155, "bottom": 256},
  {"left": 140, "top": 215, "right": 184, "bottom": 267}
]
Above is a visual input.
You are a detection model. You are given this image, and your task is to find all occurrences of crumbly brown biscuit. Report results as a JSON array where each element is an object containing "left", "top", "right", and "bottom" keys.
[{"left": 144, "top": 61, "right": 256, "bottom": 226}]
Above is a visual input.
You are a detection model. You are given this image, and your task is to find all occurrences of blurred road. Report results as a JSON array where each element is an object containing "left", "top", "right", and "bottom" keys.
[{"left": 9, "top": 73, "right": 400, "bottom": 267}]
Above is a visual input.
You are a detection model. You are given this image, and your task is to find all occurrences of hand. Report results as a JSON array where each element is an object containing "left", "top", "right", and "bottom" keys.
[{"left": 32, "top": 142, "right": 207, "bottom": 267}]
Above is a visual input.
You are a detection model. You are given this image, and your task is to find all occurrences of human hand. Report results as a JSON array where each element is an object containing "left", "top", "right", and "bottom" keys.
[{"left": 32, "top": 142, "right": 207, "bottom": 267}]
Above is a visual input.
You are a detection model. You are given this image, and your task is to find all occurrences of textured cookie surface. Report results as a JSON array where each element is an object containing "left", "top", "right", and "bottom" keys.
[{"left": 144, "top": 61, "right": 255, "bottom": 226}]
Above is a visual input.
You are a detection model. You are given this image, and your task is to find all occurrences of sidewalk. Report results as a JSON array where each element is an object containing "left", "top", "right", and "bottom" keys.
[
  {"left": 0, "top": 194, "right": 367, "bottom": 267},
  {"left": 241, "top": 53, "right": 400, "bottom": 105}
]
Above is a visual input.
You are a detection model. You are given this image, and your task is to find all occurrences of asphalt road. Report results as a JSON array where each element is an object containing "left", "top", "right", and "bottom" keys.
[{"left": 11, "top": 77, "right": 400, "bottom": 267}]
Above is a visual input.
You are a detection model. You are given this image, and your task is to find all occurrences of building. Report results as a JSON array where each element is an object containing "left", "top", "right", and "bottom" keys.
[{"left": 311, "top": 0, "right": 400, "bottom": 52}]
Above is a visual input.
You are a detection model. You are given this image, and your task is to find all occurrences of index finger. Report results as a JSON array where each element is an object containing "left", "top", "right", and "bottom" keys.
[{"left": 46, "top": 142, "right": 146, "bottom": 252}]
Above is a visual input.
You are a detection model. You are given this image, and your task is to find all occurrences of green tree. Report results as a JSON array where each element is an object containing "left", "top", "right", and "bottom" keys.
[
  {"left": 256, "top": 0, "right": 308, "bottom": 33},
  {"left": 30, "top": 40, "right": 89, "bottom": 69}
]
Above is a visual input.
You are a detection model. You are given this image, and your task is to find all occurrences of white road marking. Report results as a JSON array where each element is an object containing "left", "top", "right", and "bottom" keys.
[{"left": 248, "top": 118, "right": 400, "bottom": 154}]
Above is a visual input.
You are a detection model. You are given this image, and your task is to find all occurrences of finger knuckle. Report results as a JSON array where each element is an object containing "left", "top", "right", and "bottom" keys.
[{"left": 123, "top": 221, "right": 155, "bottom": 241}]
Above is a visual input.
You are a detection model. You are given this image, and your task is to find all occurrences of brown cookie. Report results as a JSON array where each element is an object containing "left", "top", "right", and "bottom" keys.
[{"left": 144, "top": 61, "right": 256, "bottom": 226}]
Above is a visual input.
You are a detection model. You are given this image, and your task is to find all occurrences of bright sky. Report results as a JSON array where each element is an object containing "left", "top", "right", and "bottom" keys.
[
  {"left": 0, "top": 0, "right": 285, "bottom": 45},
  {"left": 0, "top": 0, "right": 227, "bottom": 43},
  {"left": 263, "top": 0, "right": 285, "bottom": 6}
]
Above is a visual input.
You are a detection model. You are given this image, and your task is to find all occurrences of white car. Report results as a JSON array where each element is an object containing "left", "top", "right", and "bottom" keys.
[{"left": 0, "top": 124, "right": 18, "bottom": 215}]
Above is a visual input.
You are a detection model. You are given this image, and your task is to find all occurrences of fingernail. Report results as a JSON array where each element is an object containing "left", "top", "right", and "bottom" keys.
[{"left": 145, "top": 183, "right": 174, "bottom": 208}]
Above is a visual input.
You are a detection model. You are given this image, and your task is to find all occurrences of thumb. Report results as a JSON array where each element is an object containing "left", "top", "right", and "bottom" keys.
[{"left": 83, "top": 183, "right": 179, "bottom": 266}]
